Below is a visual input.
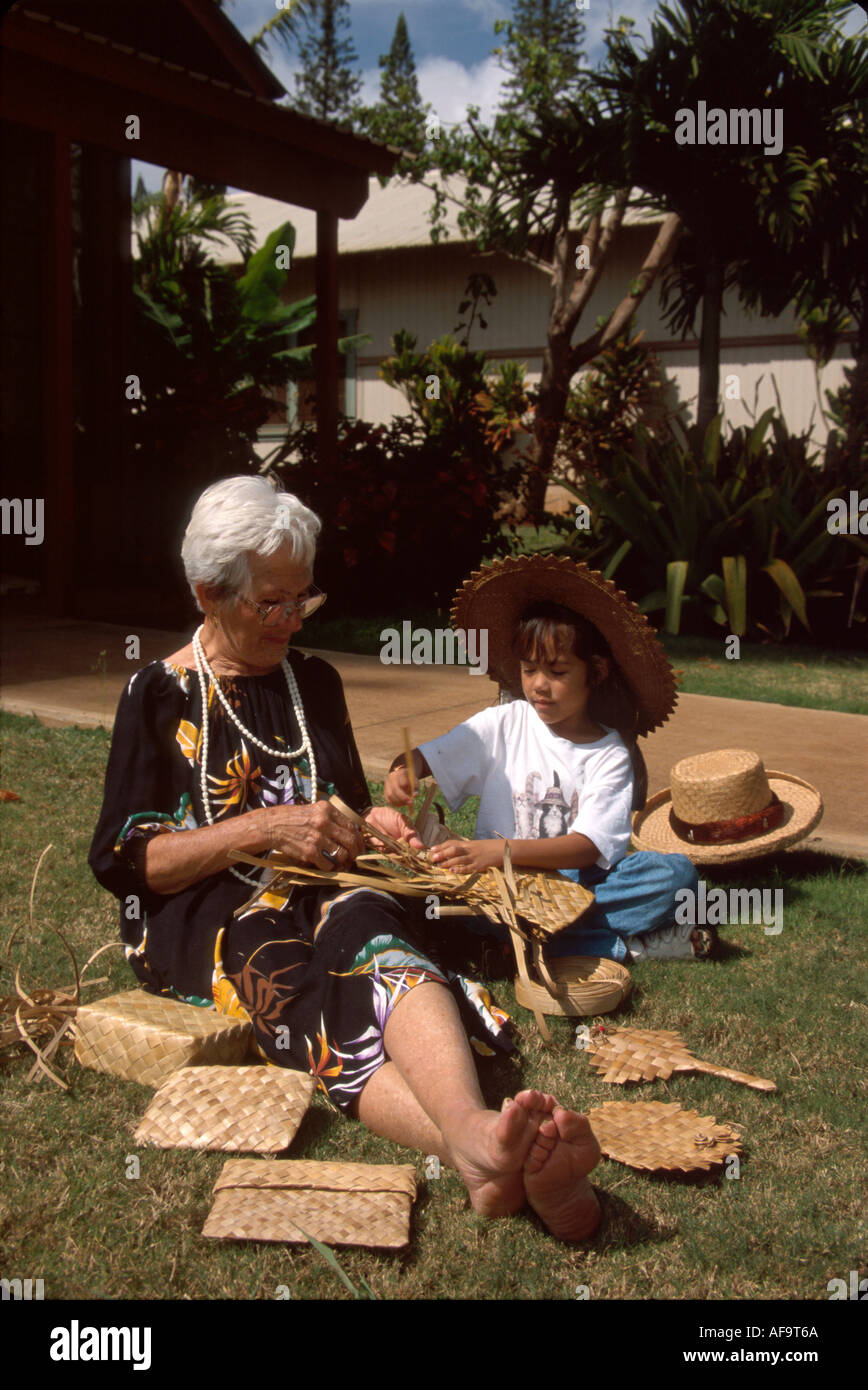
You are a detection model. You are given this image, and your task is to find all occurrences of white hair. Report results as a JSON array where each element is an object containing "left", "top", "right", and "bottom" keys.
[{"left": 181, "top": 476, "right": 321, "bottom": 610}]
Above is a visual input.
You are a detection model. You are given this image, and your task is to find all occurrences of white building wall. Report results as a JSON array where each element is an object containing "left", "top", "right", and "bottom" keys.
[{"left": 272, "top": 227, "right": 854, "bottom": 449}]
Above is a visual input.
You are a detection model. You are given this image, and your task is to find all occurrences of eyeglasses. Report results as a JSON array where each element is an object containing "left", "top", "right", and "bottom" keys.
[{"left": 239, "top": 587, "right": 327, "bottom": 626}]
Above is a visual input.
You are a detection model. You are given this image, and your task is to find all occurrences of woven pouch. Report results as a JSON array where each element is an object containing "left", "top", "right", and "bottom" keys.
[
  {"left": 74, "top": 989, "right": 252, "bottom": 1088},
  {"left": 134, "top": 1065, "right": 315, "bottom": 1152},
  {"left": 202, "top": 1159, "right": 417, "bottom": 1249}
]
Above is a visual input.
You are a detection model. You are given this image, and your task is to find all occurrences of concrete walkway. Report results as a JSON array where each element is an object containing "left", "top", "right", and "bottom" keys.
[{"left": 2, "top": 614, "right": 866, "bottom": 859}]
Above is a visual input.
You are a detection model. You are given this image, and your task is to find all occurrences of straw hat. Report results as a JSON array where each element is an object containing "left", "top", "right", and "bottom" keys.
[
  {"left": 451, "top": 555, "right": 677, "bottom": 737},
  {"left": 631, "top": 749, "right": 823, "bottom": 863}
]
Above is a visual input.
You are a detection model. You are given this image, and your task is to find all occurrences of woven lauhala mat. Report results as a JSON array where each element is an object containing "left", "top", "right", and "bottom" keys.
[
  {"left": 588, "top": 1100, "right": 744, "bottom": 1173},
  {"left": 74, "top": 989, "right": 252, "bottom": 1088},
  {"left": 134, "top": 1065, "right": 315, "bottom": 1152},
  {"left": 202, "top": 1159, "right": 417, "bottom": 1249}
]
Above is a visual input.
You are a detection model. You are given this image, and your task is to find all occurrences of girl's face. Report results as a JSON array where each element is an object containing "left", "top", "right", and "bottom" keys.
[{"left": 520, "top": 648, "right": 608, "bottom": 741}]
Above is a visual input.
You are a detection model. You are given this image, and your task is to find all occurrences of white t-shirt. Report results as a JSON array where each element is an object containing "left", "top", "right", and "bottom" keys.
[{"left": 419, "top": 700, "right": 634, "bottom": 870}]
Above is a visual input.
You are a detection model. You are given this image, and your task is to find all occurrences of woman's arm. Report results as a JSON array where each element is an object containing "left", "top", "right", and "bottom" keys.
[
  {"left": 429, "top": 832, "right": 601, "bottom": 874},
  {"left": 142, "top": 802, "right": 365, "bottom": 895}
]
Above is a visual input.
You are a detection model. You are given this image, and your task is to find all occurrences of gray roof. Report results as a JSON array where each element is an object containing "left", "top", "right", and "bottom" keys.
[{"left": 215, "top": 178, "right": 662, "bottom": 262}]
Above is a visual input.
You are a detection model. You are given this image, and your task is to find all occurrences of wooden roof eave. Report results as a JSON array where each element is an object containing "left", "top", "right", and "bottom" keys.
[
  {"left": 177, "top": 0, "right": 286, "bottom": 100},
  {"left": 0, "top": 9, "right": 399, "bottom": 216}
]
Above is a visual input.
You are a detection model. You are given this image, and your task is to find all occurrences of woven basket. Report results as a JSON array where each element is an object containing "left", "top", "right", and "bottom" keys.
[
  {"left": 588, "top": 1100, "right": 744, "bottom": 1173},
  {"left": 74, "top": 989, "right": 253, "bottom": 1088},
  {"left": 513, "top": 954, "right": 632, "bottom": 1021},
  {"left": 231, "top": 800, "right": 598, "bottom": 1042},
  {"left": 202, "top": 1159, "right": 417, "bottom": 1249},
  {"left": 133, "top": 1065, "right": 314, "bottom": 1152},
  {"left": 232, "top": 795, "right": 595, "bottom": 943}
]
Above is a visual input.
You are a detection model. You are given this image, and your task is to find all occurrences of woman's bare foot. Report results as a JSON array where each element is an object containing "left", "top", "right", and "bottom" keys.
[
  {"left": 522, "top": 1107, "right": 602, "bottom": 1242},
  {"left": 446, "top": 1090, "right": 555, "bottom": 1218}
]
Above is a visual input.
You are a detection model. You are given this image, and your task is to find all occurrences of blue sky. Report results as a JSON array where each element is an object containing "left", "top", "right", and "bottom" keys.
[
  {"left": 133, "top": 0, "right": 658, "bottom": 188},
  {"left": 133, "top": 0, "right": 866, "bottom": 189}
]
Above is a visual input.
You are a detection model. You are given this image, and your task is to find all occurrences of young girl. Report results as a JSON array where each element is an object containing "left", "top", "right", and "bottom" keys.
[{"left": 384, "top": 556, "right": 709, "bottom": 962}]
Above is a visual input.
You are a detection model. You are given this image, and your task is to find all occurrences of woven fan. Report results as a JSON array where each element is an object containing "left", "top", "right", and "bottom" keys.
[
  {"left": 586, "top": 1026, "right": 776, "bottom": 1092},
  {"left": 588, "top": 1100, "right": 744, "bottom": 1173}
]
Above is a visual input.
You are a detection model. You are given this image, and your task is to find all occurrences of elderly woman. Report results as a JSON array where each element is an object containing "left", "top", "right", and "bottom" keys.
[{"left": 89, "top": 475, "right": 600, "bottom": 1242}]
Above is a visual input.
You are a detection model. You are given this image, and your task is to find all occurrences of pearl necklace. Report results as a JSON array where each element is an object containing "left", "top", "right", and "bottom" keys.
[{"left": 192, "top": 625, "right": 318, "bottom": 887}]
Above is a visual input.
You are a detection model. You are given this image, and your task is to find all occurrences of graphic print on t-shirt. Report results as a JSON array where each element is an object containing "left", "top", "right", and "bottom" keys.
[{"left": 513, "top": 770, "right": 580, "bottom": 840}]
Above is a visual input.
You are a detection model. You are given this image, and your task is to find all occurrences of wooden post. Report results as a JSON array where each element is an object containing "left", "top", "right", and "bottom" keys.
[
  {"left": 42, "top": 131, "right": 75, "bottom": 614},
  {"left": 79, "top": 147, "right": 132, "bottom": 597},
  {"left": 315, "top": 209, "right": 339, "bottom": 476}
]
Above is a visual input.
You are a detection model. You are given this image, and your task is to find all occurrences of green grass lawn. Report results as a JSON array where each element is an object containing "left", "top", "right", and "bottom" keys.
[{"left": 2, "top": 711, "right": 867, "bottom": 1301}]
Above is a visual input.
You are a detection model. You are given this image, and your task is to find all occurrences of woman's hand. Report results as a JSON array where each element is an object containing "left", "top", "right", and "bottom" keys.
[
  {"left": 142, "top": 801, "right": 365, "bottom": 895},
  {"left": 365, "top": 806, "right": 424, "bottom": 850},
  {"left": 266, "top": 801, "right": 364, "bottom": 869},
  {"left": 429, "top": 838, "right": 504, "bottom": 873}
]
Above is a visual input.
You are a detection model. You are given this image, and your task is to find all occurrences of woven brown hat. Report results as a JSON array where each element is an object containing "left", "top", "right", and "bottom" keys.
[
  {"left": 631, "top": 748, "right": 823, "bottom": 863},
  {"left": 451, "top": 555, "right": 676, "bottom": 737}
]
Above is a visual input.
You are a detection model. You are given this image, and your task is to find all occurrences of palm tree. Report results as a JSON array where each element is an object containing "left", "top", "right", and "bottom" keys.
[{"left": 588, "top": 0, "right": 859, "bottom": 437}]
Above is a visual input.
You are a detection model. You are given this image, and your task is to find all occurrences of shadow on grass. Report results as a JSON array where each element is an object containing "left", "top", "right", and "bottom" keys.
[
  {"left": 584, "top": 1160, "right": 743, "bottom": 1252},
  {"left": 288, "top": 1101, "right": 339, "bottom": 1153},
  {"left": 521, "top": 1186, "right": 679, "bottom": 1250},
  {"left": 701, "top": 850, "right": 867, "bottom": 884},
  {"left": 595, "top": 1189, "right": 680, "bottom": 1249}
]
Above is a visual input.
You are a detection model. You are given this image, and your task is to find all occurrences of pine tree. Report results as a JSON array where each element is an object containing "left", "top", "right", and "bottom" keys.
[
  {"left": 380, "top": 14, "right": 423, "bottom": 114},
  {"left": 292, "top": 0, "right": 362, "bottom": 128},
  {"left": 499, "top": 0, "right": 586, "bottom": 115},
  {"left": 363, "top": 12, "right": 427, "bottom": 151}
]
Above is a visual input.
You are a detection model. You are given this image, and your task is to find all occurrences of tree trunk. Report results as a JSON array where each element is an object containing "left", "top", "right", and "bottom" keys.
[
  {"left": 845, "top": 334, "right": 868, "bottom": 470},
  {"left": 519, "top": 211, "right": 683, "bottom": 518},
  {"left": 162, "top": 169, "right": 183, "bottom": 215},
  {"left": 523, "top": 331, "right": 574, "bottom": 519},
  {"left": 697, "top": 250, "right": 723, "bottom": 441}
]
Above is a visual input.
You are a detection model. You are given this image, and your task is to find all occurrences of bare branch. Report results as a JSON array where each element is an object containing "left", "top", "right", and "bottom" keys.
[
  {"left": 465, "top": 112, "right": 508, "bottom": 173},
  {"left": 569, "top": 212, "right": 683, "bottom": 372}
]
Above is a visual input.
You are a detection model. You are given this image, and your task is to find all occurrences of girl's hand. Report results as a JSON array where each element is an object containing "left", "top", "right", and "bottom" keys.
[
  {"left": 429, "top": 838, "right": 504, "bottom": 873},
  {"left": 365, "top": 805, "right": 424, "bottom": 850},
  {"left": 384, "top": 763, "right": 416, "bottom": 808}
]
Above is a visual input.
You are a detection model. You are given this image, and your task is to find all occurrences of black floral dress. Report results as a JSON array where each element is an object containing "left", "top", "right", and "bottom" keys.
[{"left": 88, "top": 651, "right": 510, "bottom": 1111}]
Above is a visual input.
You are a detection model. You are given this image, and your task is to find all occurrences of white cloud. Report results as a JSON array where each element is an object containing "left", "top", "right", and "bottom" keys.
[
  {"left": 358, "top": 53, "right": 507, "bottom": 127},
  {"left": 359, "top": 65, "right": 381, "bottom": 106},
  {"left": 417, "top": 53, "right": 507, "bottom": 126},
  {"left": 581, "top": 0, "right": 660, "bottom": 64}
]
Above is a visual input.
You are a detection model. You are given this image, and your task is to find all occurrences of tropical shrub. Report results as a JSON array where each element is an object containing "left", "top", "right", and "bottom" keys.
[
  {"left": 269, "top": 416, "right": 514, "bottom": 614},
  {"left": 555, "top": 410, "right": 867, "bottom": 644},
  {"left": 126, "top": 186, "right": 366, "bottom": 592},
  {"left": 557, "top": 329, "right": 684, "bottom": 483},
  {"left": 379, "top": 331, "right": 532, "bottom": 487},
  {"left": 825, "top": 359, "right": 868, "bottom": 475},
  {"left": 131, "top": 202, "right": 320, "bottom": 485}
]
